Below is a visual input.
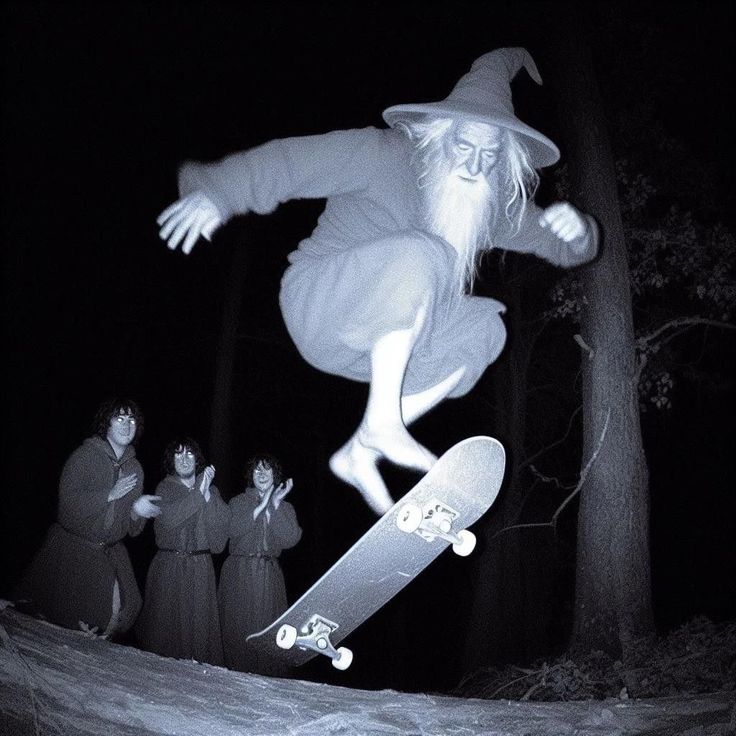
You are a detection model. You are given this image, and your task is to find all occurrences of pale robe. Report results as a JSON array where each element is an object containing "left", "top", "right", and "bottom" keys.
[{"left": 178, "top": 127, "right": 597, "bottom": 396}]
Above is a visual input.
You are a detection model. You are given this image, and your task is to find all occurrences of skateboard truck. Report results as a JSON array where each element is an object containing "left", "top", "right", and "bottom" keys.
[
  {"left": 396, "top": 498, "right": 477, "bottom": 556},
  {"left": 276, "top": 614, "right": 354, "bottom": 670}
]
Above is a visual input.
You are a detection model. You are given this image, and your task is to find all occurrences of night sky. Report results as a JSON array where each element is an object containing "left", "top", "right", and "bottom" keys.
[{"left": 2, "top": 1, "right": 734, "bottom": 692}]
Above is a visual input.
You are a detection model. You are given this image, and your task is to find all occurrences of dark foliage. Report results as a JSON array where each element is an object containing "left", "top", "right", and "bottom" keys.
[{"left": 456, "top": 616, "right": 736, "bottom": 701}]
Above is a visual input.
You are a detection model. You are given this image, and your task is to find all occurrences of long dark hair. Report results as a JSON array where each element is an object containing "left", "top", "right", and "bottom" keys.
[
  {"left": 162, "top": 437, "right": 205, "bottom": 476},
  {"left": 244, "top": 453, "right": 284, "bottom": 488},
  {"left": 92, "top": 397, "right": 144, "bottom": 446}
]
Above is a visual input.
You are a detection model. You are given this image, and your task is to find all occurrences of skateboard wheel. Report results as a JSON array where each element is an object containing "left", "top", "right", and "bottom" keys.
[
  {"left": 452, "top": 530, "right": 476, "bottom": 557},
  {"left": 332, "top": 647, "right": 353, "bottom": 670},
  {"left": 276, "top": 624, "right": 297, "bottom": 650},
  {"left": 396, "top": 503, "right": 423, "bottom": 533}
]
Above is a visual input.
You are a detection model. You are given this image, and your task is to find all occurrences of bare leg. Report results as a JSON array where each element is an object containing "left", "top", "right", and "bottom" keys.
[
  {"left": 401, "top": 366, "right": 465, "bottom": 426},
  {"left": 103, "top": 579, "right": 122, "bottom": 639},
  {"left": 330, "top": 307, "right": 465, "bottom": 515}
]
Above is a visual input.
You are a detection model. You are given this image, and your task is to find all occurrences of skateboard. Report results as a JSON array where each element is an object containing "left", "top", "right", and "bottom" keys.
[{"left": 246, "top": 436, "right": 505, "bottom": 671}]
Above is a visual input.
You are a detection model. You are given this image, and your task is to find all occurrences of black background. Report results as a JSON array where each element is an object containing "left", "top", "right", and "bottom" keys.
[{"left": 2, "top": 1, "right": 734, "bottom": 691}]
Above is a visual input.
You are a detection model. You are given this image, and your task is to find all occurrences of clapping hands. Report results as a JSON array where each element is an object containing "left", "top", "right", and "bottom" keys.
[
  {"left": 199, "top": 465, "right": 216, "bottom": 502},
  {"left": 132, "top": 494, "right": 161, "bottom": 519},
  {"left": 272, "top": 478, "right": 294, "bottom": 509},
  {"left": 108, "top": 473, "right": 138, "bottom": 501}
]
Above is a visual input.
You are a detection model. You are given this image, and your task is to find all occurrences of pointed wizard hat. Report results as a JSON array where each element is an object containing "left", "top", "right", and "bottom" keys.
[{"left": 382, "top": 47, "right": 560, "bottom": 168}]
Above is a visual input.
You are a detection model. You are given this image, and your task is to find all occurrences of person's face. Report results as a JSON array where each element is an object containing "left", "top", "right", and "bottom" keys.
[
  {"left": 447, "top": 121, "right": 503, "bottom": 182},
  {"left": 173, "top": 445, "right": 196, "bottom": 479},
  {"left": 252, "top": 461, "right": 274, "bottom": 493},
  {"left": 107, "top": 410, "right": 137, "bottom": 447}
]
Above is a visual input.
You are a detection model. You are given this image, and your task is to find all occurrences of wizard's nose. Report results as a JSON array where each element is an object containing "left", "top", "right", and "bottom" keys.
[{"left": 465, "top": 150, "right": 482, "bottom": 177}]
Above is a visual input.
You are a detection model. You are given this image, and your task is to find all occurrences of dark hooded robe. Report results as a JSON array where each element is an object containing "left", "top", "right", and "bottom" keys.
[
  {"left": 135, "top": 473, "right": 230, "bottom": 665},
  {"left": 218, "top": 488, "right": 301, "bottom": 674},
  {"left": 14, "top": 436, "right": 146, "bottom": 633}
]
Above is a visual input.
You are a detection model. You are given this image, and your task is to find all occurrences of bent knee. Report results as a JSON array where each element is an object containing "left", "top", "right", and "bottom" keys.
[{"left": 387, "top": 233, "right": 455, "bottom": 292}]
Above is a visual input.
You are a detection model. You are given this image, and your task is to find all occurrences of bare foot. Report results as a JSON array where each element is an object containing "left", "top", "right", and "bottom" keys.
[
  {"left": 329, "top": 439, "right": 392, "bottom": 515},
  {"left": 329, "top": 425, "right": 437, "bottom": 515}
]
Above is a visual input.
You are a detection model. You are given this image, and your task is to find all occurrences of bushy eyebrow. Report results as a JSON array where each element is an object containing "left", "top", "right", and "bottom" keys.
[{"left": 455, "top": 133, "right": 501, "bottom": 150}]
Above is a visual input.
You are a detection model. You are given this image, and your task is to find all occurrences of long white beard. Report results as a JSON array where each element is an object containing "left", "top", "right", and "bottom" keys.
[{"left": 422, "top": 166, "right": 494, "bottom": 291}]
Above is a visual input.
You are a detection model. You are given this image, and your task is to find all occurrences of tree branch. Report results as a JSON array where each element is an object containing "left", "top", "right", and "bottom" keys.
[
  {"left": 521, "top": 405, "right": 582, "bottom": 470},
  {"left": 527, "top": 465, "right": 576, "bottom": 490},
  {"left": 490, "top": 408, "right": 611, "bottom": 541},
  {"left": 637, "top": 317, "right": 735, "bottom": 349},
  {"left": 574, "top": 333, "right": 595, "bottom": 360},
  {"left": 635, "top": 317, "right": 735, "bottom": 384}
]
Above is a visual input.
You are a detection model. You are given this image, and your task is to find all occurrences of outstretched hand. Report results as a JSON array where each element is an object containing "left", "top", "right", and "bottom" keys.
[
  {"left": 157, "top": 191, "right": 222, "bottom": 255},
  {"left": 132, "top": 494, "right": 161, "bottom": 519},
  {"left": 252, "top": 491, "right": 271, "bottom": 522},
  {"left": 539, "top": 202, "right": 588, "bottom": 246}
]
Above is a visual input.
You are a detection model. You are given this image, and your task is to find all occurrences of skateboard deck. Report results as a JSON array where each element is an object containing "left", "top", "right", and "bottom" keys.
[{"left": 246, "top": 435, "right": 505, "bottom": 670}]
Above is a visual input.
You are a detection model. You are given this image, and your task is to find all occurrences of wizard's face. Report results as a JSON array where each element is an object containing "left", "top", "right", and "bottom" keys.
[
  {"left": 445, "top": 121, "right": 503, "bottom": 183},
  {"left": 419, "top": 120, "right": 502, "bottom": 266}
]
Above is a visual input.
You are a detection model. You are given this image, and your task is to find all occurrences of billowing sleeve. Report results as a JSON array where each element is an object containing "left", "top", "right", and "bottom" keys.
[
  {"left": 204, "top": 485, "right": 230, "bottom": 554},
  {"left": 498, "top": 203, "right": 599, "bottom": 268},
  {"left": 177, "top": 127, "right": 386, "bottom": 223},
  {"left": 154, "top": 477, "right": 203, "bottom": 531},
  {"left": 128, "top": 512, "right": 146, "bottom": 537},
  {"left": 266, "top": 501, "right": 302, "bottom": 552},
  {"left": 58, "top": 444, "right": 145, "bottom": 543},
  {"left": 225, "top": 495, "right": 242, "bottom": 542},
  {"left": 58, "top": 446, "right": 114, "bottom": 523},
  {"left": 127, "top": 458, "right": 147, "bottom": 537}
]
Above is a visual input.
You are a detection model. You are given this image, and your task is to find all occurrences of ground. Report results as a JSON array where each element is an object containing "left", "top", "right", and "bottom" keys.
[{"left": 1, "top": 604, "right": 734, "bottom": 735}]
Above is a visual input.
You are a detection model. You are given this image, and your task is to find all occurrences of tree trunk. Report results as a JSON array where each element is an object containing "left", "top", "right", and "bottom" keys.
[
  {"left": 461, "top": 281, "right": 534, "bottom": 669},
  {"left": 547, "top": 13, "right": 654, "bottom": 656},
  {"left": 207, "top": 238, "right": 247, "bottom": 494}
]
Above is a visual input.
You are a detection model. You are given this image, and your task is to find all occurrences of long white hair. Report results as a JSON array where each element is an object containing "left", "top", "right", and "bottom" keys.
[{"left": 399, "top": 117, "right": 539, "bottom": 293}]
